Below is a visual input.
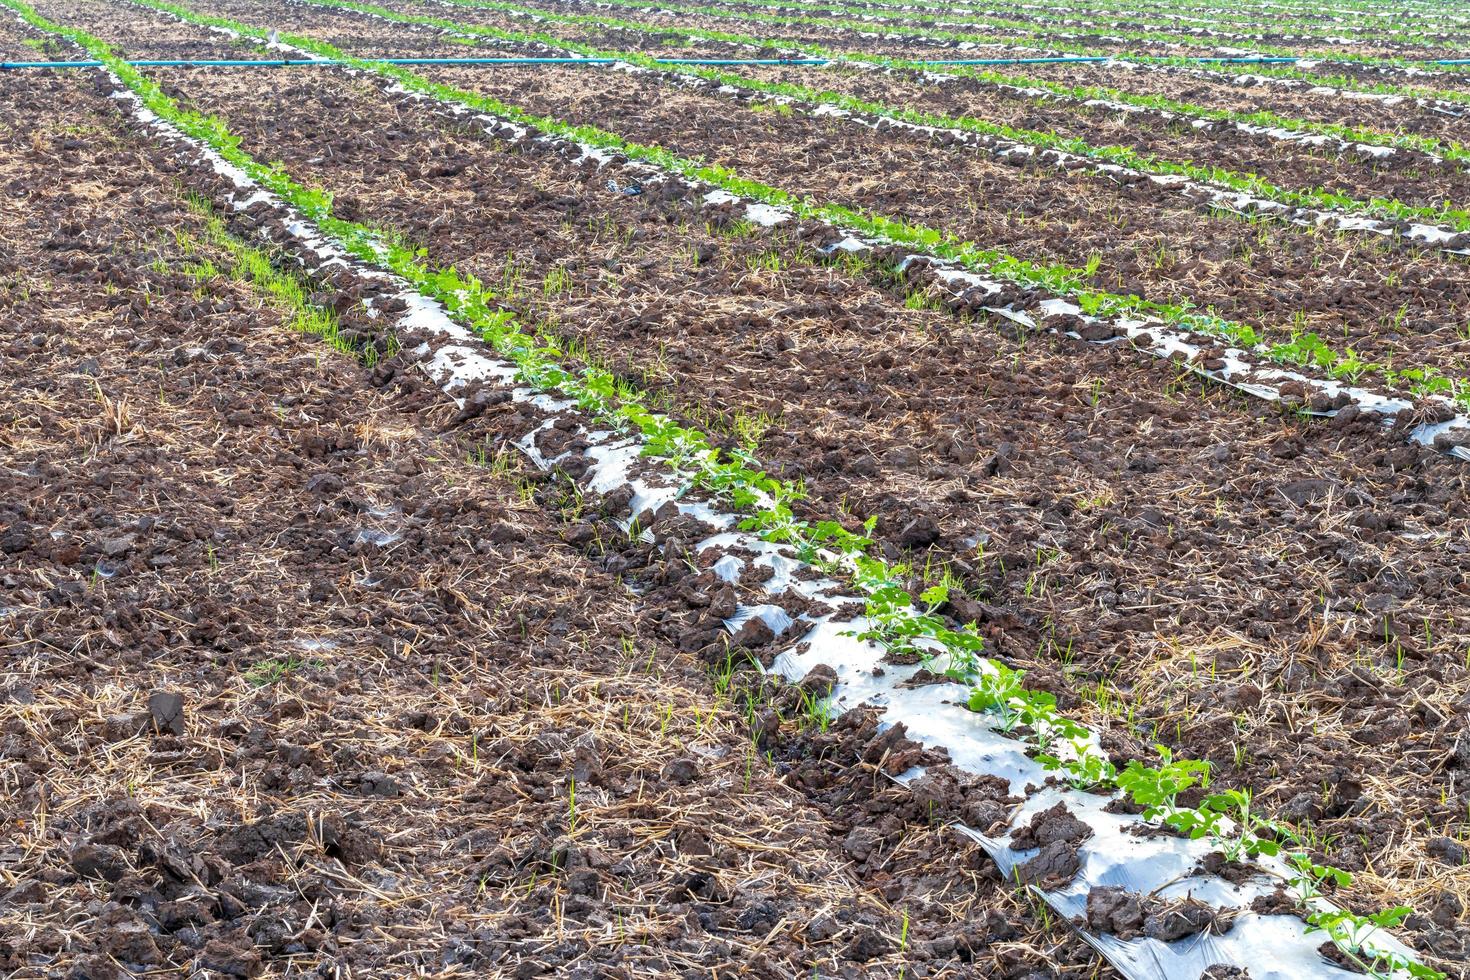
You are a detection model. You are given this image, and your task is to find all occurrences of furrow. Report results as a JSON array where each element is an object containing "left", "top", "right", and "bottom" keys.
[
  {"left": 113, "top": 0, "right": 1470, "bottom": 459},
  {"left": 304, "top": 0, "right": 1470, "bottom": 248},
  {"left": 1, "top": 5, "right": 1448, "bottom": 977}
]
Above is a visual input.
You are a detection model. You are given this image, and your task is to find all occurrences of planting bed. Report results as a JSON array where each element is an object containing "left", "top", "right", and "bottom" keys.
[
  {"left": 572, "top": 0, "right": 1470, "bottom": 61},
  {"left": 294, "top": 0, "right": 1470, "bottom": 154},
  {"left": 0, "top": 58, "right": 1091, "bottom": 980},
  {"left": 486, "top": 0, "right": 1470, "bottom": 61},
  {"left": 986, "top": 61, "right": 1470, "bottom": 143},
  {"left": 289, "top": 0, "right": 1470, "bottom": 216},
  {"left": 7, "top": 0, "right": 1470, "bottom": 977},
  {"left": 440, "top": 0, "right": 1470, "bottom": 145},
  {"left": 133, "top": 0, "right": 1470, "bottom": 383},
  {"left": 488, "top": 0, "right": 1470, "bottom": 95}
]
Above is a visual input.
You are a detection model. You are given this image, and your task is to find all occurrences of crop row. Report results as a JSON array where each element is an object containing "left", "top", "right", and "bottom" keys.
[
  {"left": 376, "top": 0, "right": 1470, "bottom": 166},
  {"left": 402, "top": 0, "right": 1470, "bottom": 108},
  {"left": 392, "top": 0, "right": 1470, "bottom": 198},
  {"left": 701, "top": 0, "right": 1470, "bottom": 36},
  {"left": 5, "top": 2, "right": 1453, "bottom": 974},
  {"left": 582, "top": 0, "right": 1459, "bottom": 59},
  {"left": 634, "top": 0, "right": 1470, "bottom": 53},
  {"left": 540, "top": 0, "right": 1470, "bottom": 100},
  {"left": 294, "top": 0, "right": 1470, "bottom": 300},
  {"left": 256, "top": 0, "right": 1470, "bottom": 426},
  {"left": 1046, "top": 58, "right": 1470, "bottom": 126},
  {"left": 460, "top": 0, "right": 1470, "bottom": 111},
  {"left": 521, "top": 0, "right": 1470, "bottom": 68},
  {"left": 718, "top": 0, "right": 1470, "bottom": 32},
  {"left": 110, "top": 0, "right": 1470, "bottom": 463}
]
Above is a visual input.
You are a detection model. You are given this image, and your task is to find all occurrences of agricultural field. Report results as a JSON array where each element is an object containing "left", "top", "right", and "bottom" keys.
[{"left": 4, "top": 0, "right": 1470, "bottom": 977}]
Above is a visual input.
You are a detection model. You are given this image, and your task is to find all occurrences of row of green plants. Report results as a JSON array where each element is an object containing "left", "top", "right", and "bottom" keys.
[
  {"left": 434, "top": 0, "right": 1470, "bottom": 108},
  {"left": 367, "top": 0, "right": 1470, "bottom": 213},
  {"left": 529, "top": 0, "right": 1470, "bottom": 70},
  {"left": 417, "top": 0, "right": 1470, "bottom": 191},
  {"left": 703, "top": 0, "right": 1468, "bottom": 37},
  {"left": 1111, "top": 55, "right": 1470, "bottom": 113},
  {"left": 858, "top": 53, "right": 1470, "bottom": 165},
  {"left": 141, "top": 16, "right": 1453, "bottom": 973},
  {"left": 11, "top": 1, "right": 1448, "bottom": 972},
  {"left": 678, "top": 0, "right": 1470, "bottom": 51},
  {"left": 287, "top": 0, "right": 1470, "bottom": 412},
  {"left": 974, "top": 661, "right": 1441, "bottom": 978},
  {"left": 975, "top": 0, "right": 1470, "bottom": 28}
]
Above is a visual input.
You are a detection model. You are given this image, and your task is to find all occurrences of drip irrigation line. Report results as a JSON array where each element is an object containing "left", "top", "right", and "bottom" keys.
[
  {"left": 0, "top": 54, "right": 825, "bottom": 67},
  {"left": 6, "top": 52, "right": 1464, "bottom": 69}
]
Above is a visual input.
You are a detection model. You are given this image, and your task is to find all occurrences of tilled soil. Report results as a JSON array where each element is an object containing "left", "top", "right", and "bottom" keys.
[
  {"left": 999, "top": 60, "right": 1470, "bottom": 147},
  {"left": 258, "top": 0, "right": 759, "bottom": 61},
  {"left": 283, "top": 0, "right": 1470, "bottom": 135},
  {"left": 15, "top": 6, "right": 1470, "bottom": 962},
  {"left": 75, "top": 0, "right": 1470, "bottom": 384},
  {"left": 724, "top": 60, "right": 1470, "bottom": 210},
  {"left": 295, "top": 0, "right": 1470, "bottom": 208},
  {"left": 608, "top": 0, "right": 1470, "bottom": 61},
  {"left": 737, "top": 0, "right": 1470, "bottom": 60},
  {"left": 511, "top": 0, "right": 1470, "bottom": 95},
  {"left": 464, "top": 0, "right": 1470, "bottom": 152},
  {"left": 499, "top": 0, "right": 1470, "bottom": 61},
  {"left": 0, "top": 65, "right": 1118, "bottom": 980},
  {"left": 9, "top": 0, "right": 1470, "bottom": 973}
]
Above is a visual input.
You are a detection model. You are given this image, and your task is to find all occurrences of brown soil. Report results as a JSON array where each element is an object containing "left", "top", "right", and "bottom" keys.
[
  {"left": 629, "top": 0, "right": 1470, "bottom": 60},
  {"left": 510, "top": 0, "right": 1470, "bottom": 94},
  {"left": 727, "top": 60, "right": 1470, "bottom": 210},
  {"left": 5, "top": 0, "right": 1470, "bottom": 975},
  {"left": 204, "top": 0, "right": 1470, "bottom": 378},
  {"left": 503, "top": 0, "right": 1470, "bottom": 62},
  {"left": 65, "top": 0, "right": 1470, "bottom": 387},
  {"left": 0, "top": 62, "right": 1111, "bottom": 980},
  {"left": 260, "top": 0, "right": 1470, "bottom": 212},
  {"left": 1005, "top": 60, "right": 1470, "bottom": 147}
]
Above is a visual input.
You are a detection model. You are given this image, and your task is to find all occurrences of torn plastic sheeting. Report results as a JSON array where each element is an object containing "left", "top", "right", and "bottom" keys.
[
  {"left": 695, "top": 532, "right": 834, "bottom": 597},
  {"left": 723, "top": 603, "right": 795, "bottom": 636},
  {"left": 701, "top": 188, "right": 788, "bottom": 226}
]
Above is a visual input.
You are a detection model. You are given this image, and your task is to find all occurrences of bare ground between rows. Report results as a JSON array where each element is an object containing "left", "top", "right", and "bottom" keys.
[
  {"left": 255, "top": 0, "right": 1470, "bottom": 214},
  {"left": 987, "top": 60, "right": 1470, "bottom": 147},
  {"left": 27, "top": 26, "right": 1470, "bottom": 958},
  {"left": 293, "top": 0, "right": 1470, "bottom": 147},
  {"left": 22, "top": 0, "right": 1470, "bottom": 952},
  {"left": 404, "top": 63, "right": 1470, "bottom": 371},
  {"left": 509, "top": 0, "right": 1470, "bottom": 94},
  {"left": 495, "top": 0, "right": 1470, "bottom": 61},
  {"left": 269, "top": 0, "right": 1470, "bottom": 104},
  {"left": 377, "top": 0, "right": 1470, "bottom": 152},
  {"left": 722, "top": 59, "right": 1470, "bottom": 211},
  {"left": 264, "top": 0, "right": 758, "bottom": 61},
  {"left": 0, "top": 69, "right": 1125, "bottom": 980},
  {"left": 716, "top": 0, "right": 1470, "bottom": 58},
  {"left": 74, "top": 0, "right": 1470, "bottom": 384},
  {"left": 597, "top": 0, "right": 1470, "bottom": 61}
]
